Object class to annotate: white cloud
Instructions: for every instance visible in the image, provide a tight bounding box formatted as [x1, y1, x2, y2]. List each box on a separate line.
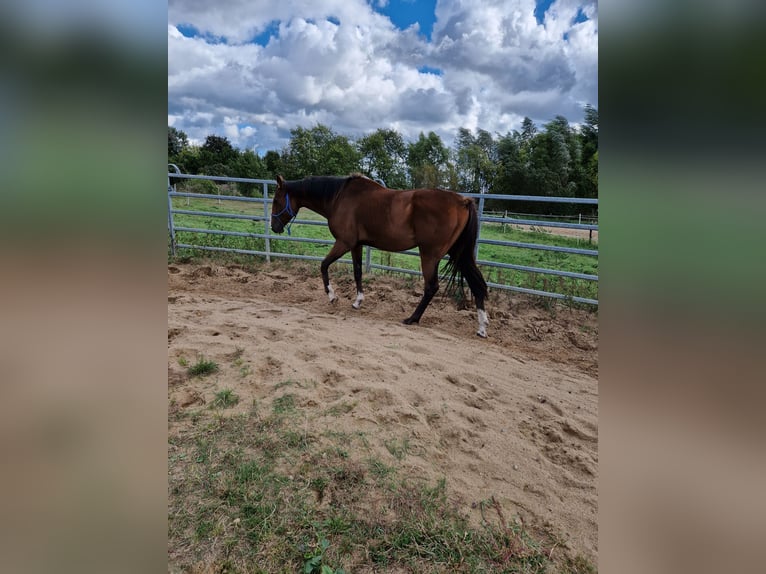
[168, 0, 597, 153]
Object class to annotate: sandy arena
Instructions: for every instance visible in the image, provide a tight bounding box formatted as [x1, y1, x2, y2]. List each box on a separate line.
[168, 261, 598, 563]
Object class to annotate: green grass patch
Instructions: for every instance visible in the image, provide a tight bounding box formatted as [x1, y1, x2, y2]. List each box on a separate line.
[272, 393, 296, 414]
[187, 357, 219, 377]
[384, 437, 411, 461]
[168, 394, 591, 573]
[211, 388, 239, 409]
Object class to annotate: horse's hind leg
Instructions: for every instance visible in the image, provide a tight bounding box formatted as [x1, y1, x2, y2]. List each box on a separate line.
[463, 261, 489, 338]
[321, 241, 349, 303]
[476, 304, 489, 338]
[403, 256, 440, 325]
[351, 245, 364, 309]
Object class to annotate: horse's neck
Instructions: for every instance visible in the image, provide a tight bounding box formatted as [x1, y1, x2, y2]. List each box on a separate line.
[294, 185, 334, 218]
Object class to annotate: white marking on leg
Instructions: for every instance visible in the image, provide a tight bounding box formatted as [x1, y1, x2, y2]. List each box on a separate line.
[352, 291, 364, 309]
[327, 283, 337, 303]
[476, 309, 489, 338]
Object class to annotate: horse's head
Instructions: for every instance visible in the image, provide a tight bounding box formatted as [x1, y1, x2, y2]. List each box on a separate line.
[271, 175, 296, 234]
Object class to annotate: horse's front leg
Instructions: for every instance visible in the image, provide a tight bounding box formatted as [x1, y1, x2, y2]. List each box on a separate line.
[403, 256, 440, 325]
[320, 241, 349, 304]
[351, 245, 364, 309]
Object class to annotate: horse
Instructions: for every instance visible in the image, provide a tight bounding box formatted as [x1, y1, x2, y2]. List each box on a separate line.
[270, 174, 489, 337]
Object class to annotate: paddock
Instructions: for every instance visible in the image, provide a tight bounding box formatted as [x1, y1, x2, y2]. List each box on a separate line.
[167, 261, 598, 571]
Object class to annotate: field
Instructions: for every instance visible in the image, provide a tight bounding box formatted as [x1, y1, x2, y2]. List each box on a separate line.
[168, 258, 598, 573]
[169, 194, 598, 303]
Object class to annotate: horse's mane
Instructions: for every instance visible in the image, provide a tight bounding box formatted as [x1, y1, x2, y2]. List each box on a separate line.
[347, 173, 385, 188]
[294, 175, 348, 201]
[293, 173, 381, 200]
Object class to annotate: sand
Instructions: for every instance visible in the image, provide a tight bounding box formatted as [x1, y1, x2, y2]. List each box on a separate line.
[168, 261, 598, 563]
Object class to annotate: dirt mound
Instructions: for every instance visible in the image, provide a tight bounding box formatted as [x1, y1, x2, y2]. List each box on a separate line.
[168, 260, 598, 564]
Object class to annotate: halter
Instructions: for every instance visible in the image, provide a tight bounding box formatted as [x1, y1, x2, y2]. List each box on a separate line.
[271, 191, 296, 235]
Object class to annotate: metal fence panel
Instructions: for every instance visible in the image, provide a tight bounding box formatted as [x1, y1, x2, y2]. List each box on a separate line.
[167, 170, 598, 305]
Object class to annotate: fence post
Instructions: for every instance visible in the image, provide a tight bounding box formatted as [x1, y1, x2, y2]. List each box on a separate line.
[167, 164, 180, 257]
[263, 182, 271, 263]
[475, 188, 486, 260]
[365, 246, 372, 273]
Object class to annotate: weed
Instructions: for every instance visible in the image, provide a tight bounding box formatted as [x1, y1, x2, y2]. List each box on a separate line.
[212, 388, 239, 409]
[384, 437, 411, 460]
[367, 457, 394, 480]
[188, 357, 219, 377]
[177, 356, 189, 367]
[302, 537, 346, 574]
[235, 460, 270, 484]
[272, 393, 296, 414]
[238, 364, 252, 378]
[194, 437, 214, 464]
[324, 401, 356, 416]
[282, 430, 310, 450]
[274, 379, 300, 390]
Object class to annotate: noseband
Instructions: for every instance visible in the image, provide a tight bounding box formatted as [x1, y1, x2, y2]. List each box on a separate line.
[271, 191, 296, 235]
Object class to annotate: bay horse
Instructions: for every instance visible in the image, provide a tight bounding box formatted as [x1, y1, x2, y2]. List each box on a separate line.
[270, 174, 489, 337]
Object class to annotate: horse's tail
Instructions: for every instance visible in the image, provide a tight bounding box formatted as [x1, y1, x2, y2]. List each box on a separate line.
[444, 199, 488, 307]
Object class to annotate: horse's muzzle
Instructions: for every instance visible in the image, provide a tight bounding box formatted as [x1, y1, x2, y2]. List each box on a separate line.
[271, 219, 284, 234]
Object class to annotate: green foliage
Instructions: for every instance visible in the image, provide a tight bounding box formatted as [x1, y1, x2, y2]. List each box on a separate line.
[272, 393, 296, 414]
[233, 149, 268, 196]
[356, 128, 408, 188]
[282, 124, 361, 178]
[167, 103, 597, 217]
[212, 388, 239, 409]
[168, 126, 189, 159]
[201, 134, 238, 170]
[170, 144, 203, 174]
[303, 538, 346, 574]
[264, 149, 283, 179]
[407, 131, 451, 188]
[188, 357, 219, 377]
[454, 127, 498, 195]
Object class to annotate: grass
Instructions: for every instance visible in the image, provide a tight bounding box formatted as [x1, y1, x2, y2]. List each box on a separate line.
[212, 389, 239, 409]
[169, 195, 598, 302]
[188, 356, 219, 377]
[384, 436, 411, 461]
[169, 381, 595, 573]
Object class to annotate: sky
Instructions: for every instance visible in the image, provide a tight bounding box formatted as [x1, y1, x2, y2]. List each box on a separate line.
[167, 0, 597, 154]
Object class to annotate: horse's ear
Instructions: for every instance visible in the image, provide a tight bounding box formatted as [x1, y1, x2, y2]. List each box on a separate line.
[276, 175, 284, 187]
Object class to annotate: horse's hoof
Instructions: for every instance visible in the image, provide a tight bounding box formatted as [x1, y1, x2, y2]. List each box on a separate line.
[402, 318, 416, 325]
[352, 302, 361, 310]
[476, 330, 487, 338]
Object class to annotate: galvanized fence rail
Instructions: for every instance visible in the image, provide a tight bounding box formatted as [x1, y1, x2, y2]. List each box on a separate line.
[167, 168, 599, 305]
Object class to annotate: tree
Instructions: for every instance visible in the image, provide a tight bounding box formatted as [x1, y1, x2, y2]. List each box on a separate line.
[200, 135, 238, 172]
[172, 145, 203, 174]
[580, 104, 598, 160]
[454, 127, 497, 195]
[264, 150, 284, 179]
[357, 128, 408, 188]
[233, 150, 267, 196]
[282, 124, 360, 178]
[495, 130, 527, 198]
[407, 131, 450, 188]
[520, 117, 537, 143]
[168, 126, 189, 161]
[578, 105, 598, 199]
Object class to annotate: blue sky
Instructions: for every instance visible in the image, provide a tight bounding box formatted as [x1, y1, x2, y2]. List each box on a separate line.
[168, 0, 598, 153]
[372, 0, 438, 40]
